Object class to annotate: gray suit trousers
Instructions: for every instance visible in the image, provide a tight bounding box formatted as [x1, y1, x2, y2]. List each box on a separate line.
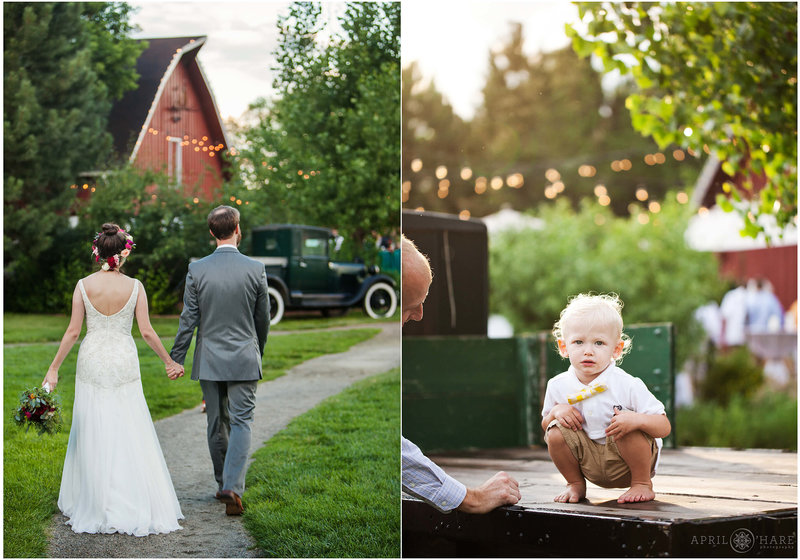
[200, 379, 258, 496]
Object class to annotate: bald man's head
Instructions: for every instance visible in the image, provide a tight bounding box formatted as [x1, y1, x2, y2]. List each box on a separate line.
[402, 235, 432, 324]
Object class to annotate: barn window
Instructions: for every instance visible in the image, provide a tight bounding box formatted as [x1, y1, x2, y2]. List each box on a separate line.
[167, 137, 183, 186]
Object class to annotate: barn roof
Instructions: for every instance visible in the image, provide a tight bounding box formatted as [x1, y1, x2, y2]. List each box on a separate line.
[108, 36, 230, 162]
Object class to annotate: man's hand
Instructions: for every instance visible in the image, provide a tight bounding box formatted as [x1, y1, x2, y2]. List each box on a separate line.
[550, 403, 584, 431]
[457, 471, 521, 514]
[605, 408, 639, 439]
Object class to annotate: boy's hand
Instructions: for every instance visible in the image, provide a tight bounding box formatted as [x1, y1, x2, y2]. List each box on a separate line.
[551, 403, 584, 431]
[605, 408, 639, 439]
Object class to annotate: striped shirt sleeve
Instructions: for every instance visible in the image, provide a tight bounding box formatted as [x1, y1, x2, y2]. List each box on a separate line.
[401, 436, 466, 513]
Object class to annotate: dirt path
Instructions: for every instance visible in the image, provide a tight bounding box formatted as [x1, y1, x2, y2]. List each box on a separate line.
[46, 322, 400, 558]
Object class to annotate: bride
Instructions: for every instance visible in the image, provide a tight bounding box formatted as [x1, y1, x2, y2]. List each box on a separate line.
[42, 223, 184, 536]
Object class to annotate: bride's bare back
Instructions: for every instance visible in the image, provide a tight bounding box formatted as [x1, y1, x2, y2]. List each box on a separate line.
[81, 272, 137, 316]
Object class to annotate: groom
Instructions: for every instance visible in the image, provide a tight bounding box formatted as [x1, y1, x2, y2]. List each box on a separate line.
[169, 205, 270, 515]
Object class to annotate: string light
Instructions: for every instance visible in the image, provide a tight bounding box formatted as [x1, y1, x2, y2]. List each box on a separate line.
[506, 173, 524, 188]
[458, 210, 471, 220]
[435, 165, 448, 179]
[411, 158, 423, 172]
[490, 176, 503, 190]
[545, 168, 561, 182]
[460, 167, 473, 180]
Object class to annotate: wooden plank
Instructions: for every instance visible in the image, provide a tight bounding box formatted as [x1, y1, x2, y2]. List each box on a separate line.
[426, 447, 797, 522]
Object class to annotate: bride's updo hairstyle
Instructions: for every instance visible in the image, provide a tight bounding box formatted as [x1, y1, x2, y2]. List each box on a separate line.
[92, 223, 136, 271]
[96, 224, 126, 259]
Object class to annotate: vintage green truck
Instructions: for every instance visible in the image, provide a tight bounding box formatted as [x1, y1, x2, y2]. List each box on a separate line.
[250, 224, 397, 325]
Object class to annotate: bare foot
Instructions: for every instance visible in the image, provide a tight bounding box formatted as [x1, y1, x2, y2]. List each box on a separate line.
[617, 483, 655, 503]
[554, 481, 586, 503]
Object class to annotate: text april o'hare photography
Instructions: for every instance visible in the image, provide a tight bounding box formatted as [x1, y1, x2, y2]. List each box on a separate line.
[41, 223, 184, 536]
[542, 293, 672, 505]
[168, 205, 270, 516]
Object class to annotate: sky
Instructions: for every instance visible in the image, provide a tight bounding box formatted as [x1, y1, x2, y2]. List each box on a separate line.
[128, 1, 580, 122]
[128, 1, 347, 122]
[402, 1, 580, 120]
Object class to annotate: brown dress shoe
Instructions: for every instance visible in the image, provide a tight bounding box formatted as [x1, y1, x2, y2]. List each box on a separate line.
[215, 491, 224, 500]
[219, 490, 244, 515]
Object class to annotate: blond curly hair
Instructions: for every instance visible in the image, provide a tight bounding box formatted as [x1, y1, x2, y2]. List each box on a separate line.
[552, 293, 632, 363]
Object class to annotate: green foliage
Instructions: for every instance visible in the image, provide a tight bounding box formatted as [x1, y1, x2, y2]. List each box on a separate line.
[698, 346, 765, 405]
[244, 369, 400, 558]
[72, 166, 221, 313]
[489, 196, 723, 365]
[677, 391, 797, 450]
[568, 2, 798, 237]
[233, 2, 400, 252]
[403, 28, 703, 217]
[3, 2, 144, 310]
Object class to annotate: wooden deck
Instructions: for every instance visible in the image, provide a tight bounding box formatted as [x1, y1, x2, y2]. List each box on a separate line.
[402, 447, 797, 557]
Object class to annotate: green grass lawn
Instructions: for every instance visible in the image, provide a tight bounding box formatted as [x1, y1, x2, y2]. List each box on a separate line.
[3, 309, 395, 344]
[244, 369, 400, 558]
[3, 321, 381, 558]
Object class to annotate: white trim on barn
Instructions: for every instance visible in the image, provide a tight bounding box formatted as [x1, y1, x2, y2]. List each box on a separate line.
[129, 37, 207, 164]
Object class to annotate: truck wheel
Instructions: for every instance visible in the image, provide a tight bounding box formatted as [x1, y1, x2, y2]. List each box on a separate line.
[268, 286, 285, 325]
[363, 282, 397, 319]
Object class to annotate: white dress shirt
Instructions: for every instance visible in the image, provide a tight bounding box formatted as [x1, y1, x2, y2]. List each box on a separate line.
[542, 363, 667, 471]
[401, 436, 466, 513]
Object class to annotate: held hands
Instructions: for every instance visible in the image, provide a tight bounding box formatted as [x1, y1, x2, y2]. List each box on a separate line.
[42, 368, 59, 391]
[165, 360, 184, 380]
[551, 403, 584, 431]
[605, 408, 639, 439]
[458, 471, 521, 514]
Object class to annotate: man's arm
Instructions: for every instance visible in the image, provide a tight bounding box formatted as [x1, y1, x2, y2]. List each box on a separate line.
[254, 268, 269, 356]
[402, 437, 466, 513]
[170, 268, 199, 364]
[402, 437, 521, 514]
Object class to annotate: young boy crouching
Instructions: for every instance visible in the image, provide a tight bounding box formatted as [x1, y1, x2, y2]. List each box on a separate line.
[541, 293, 671, 504]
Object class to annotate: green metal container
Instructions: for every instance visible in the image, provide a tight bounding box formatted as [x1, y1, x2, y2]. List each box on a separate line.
[402, 323, 675, 451]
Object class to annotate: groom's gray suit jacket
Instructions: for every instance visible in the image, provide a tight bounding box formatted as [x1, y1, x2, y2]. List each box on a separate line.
[170, 246, 269, 380]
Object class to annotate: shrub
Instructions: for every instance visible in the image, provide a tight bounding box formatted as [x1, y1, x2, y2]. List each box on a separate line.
[698, 346, 764, 405]
[677, 392, 797, 450]
[489, 196, 724, 365]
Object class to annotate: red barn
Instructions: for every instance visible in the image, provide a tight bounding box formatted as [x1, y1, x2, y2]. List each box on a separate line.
[687, 154, 797, 309]
[107, 36, 230, 200]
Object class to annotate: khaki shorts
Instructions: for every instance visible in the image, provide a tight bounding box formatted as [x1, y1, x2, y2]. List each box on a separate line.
[545, 420, 658, 488]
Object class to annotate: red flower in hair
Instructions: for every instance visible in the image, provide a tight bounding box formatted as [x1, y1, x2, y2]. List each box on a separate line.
[107, 257, 116, 268]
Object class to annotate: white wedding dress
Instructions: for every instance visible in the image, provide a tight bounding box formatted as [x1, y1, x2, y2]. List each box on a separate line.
[58, 278, 184, 536]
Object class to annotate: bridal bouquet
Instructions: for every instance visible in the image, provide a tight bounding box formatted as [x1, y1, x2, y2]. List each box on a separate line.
[13, 386, 63, 435]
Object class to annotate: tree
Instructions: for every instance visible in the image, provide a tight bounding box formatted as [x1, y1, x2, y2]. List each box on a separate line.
[567, 2, 797, 237]
[234, 2, 400, 256]
[402, 25, 703, 218]
[401, 62, 476, 213]
[3, 2, 144, 309]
